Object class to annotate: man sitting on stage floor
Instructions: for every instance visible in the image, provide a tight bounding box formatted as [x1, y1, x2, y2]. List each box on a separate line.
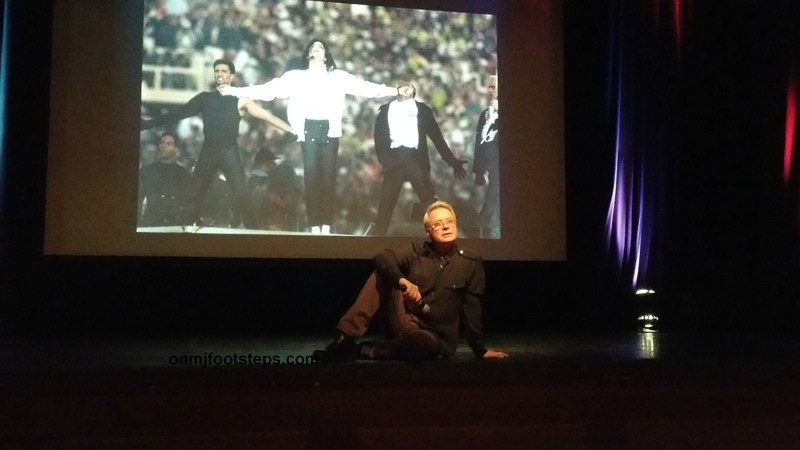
[321, 200, 509, 361]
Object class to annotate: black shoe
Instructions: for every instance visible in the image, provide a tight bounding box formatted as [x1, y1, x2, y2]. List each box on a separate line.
[327, 331, 356, 352]
[318, 332, 357, 362]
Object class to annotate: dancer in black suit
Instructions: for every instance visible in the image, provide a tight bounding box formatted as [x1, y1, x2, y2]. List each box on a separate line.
[138, 132, 191, 227]
[473, 75, 500, 238]
[372, 81, 467, 236]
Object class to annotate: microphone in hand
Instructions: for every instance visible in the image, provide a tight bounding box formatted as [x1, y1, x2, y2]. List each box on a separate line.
[400, 284, 429, 314]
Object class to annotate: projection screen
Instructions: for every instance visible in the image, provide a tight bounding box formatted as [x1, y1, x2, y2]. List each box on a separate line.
[44, 0, 565, 260]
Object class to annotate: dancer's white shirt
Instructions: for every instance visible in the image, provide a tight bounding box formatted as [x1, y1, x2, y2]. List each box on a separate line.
[387, 99, 419, 149]
[220, 69, 395, 141]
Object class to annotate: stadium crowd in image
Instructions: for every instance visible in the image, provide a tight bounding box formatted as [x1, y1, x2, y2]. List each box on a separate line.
[140, 0, 497, 235]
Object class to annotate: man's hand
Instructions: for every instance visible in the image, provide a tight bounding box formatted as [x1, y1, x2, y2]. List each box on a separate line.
[451, 160, 468, 180]
[474, 172, 486, 186]
[398, 278, 422, 303]
[217, 84, 231, 94]
[482, 350, 509, 359]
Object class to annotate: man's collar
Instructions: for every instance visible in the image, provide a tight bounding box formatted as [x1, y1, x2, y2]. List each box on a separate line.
[422, 240, 458, 258]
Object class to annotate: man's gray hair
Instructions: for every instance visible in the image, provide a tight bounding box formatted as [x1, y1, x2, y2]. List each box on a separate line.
[423, 200, 456, 227]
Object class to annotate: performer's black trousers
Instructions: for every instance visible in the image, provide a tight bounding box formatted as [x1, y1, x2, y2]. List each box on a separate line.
[301, 135, 339, 229]
[374, 146, 436, 236]
[185, 145, 257, 228]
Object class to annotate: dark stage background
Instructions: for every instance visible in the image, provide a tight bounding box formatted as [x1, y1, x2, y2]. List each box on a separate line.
[1, 0, 799, 340]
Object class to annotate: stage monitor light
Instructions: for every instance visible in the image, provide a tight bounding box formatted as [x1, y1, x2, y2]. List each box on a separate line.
[637, 314, 659, 332]
[634, 288, 659, 332]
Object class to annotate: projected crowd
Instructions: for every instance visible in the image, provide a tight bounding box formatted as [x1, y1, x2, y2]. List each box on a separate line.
[139, 0, 499, 237]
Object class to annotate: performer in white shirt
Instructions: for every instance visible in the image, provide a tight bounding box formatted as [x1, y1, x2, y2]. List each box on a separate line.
[219, 39, 396, 234]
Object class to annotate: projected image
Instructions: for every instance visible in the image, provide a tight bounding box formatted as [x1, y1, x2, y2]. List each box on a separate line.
[139, 0, 499, 238]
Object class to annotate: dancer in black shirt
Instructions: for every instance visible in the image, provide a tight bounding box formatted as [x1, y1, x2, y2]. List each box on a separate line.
[141, 59, 293, 228]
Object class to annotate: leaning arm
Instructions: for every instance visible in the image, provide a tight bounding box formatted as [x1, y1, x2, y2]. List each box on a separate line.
[461, 259, 507, 359]
[462, 299, 487, 358]
[462, 256, 489, 357]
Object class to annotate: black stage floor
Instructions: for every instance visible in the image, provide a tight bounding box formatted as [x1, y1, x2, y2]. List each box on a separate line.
[2, 333, 800, 449]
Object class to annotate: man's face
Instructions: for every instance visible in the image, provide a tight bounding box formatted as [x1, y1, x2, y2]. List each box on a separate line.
[425, 207, 457, 244]
[214, 64, 234, 86]
[486, 78, 498, 100]
[308, 41, 326, 62]
[396, 81, 415, 101]
[158, 135, 178, 161]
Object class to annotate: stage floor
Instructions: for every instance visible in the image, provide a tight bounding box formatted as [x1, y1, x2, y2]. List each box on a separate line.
[2, 333, 800, 449]
[2, 332, 800, 385]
